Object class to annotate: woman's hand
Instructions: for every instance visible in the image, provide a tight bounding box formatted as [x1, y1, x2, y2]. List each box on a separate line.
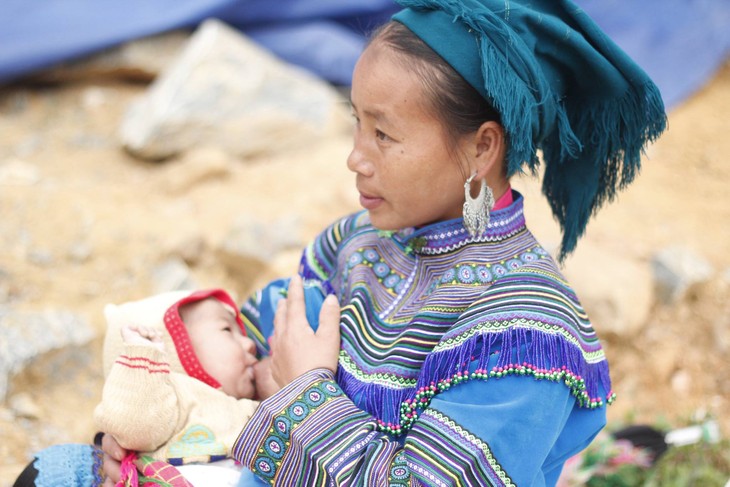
[253, 356, 282, 400]
[269, 275, 341, 386]
[101, 433, 126, 486]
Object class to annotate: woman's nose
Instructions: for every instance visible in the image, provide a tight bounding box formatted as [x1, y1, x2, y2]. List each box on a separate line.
[347, 133, 374, 176]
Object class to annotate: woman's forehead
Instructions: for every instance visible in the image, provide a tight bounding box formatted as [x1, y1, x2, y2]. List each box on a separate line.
[351, 44, 433, 123]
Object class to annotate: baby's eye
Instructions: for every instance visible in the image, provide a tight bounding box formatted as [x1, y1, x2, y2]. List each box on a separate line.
[222, 326, 233, 333]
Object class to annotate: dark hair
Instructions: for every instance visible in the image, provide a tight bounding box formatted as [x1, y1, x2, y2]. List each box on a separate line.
[369, 21, 501, 150]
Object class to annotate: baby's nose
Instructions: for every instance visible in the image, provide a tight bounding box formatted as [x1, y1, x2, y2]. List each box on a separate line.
[240, 335, 256, 355]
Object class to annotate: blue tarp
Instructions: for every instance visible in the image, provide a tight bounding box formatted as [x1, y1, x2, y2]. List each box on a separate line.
[1, 0, 728, 109]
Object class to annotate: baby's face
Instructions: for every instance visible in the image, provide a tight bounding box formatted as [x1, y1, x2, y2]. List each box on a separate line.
[180, 298, 258, 399]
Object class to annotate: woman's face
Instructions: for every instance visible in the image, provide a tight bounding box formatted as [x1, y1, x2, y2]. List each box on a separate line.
[347, 42, 470, 231]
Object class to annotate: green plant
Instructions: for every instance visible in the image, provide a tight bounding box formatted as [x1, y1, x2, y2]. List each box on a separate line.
[558, 431, 730, 487]
[558, 432, 653, 486]
[643, 439, 730, 487]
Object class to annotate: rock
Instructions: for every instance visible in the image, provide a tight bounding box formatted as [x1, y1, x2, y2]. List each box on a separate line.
[562, 242, 654, 339]
[0, 159, 41, 186]
[151, 257, 197, 293]
[163, 147, 233, 194]
[649, 342, 680, 383]
[670, 369, 692, 395]
[8, 392, 42, 419]
[14, 135, 43, 159]
[67, 241, 93, 264]
[216, 215, 303, 288]
[119, 19, 349, 161]
[0, 269, 9, 304]
[0, 307, 95, 401]
[652, 245, 714, 304]
[26, 249, 54, 267]
[722, 267, 730, 285]
[0, 407, 13, 422]
[167, 234, 207, 267]
[81, 87, 110, 110]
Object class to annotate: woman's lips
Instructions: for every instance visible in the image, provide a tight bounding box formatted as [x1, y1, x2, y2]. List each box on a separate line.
[359, 192, 383, 210]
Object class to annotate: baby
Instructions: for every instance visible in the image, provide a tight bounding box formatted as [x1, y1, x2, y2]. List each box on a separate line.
[12, 280, 327, 486]
[94, 289, 260, 483]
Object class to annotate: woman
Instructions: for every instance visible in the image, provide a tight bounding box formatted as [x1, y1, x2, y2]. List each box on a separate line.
[103, 0, 666, 485]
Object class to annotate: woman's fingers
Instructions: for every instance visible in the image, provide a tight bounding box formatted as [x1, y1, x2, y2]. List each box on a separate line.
[317, 294, 341, 372]
[254, 357, 282, 399]
[318, 295, 341, 340]
[285, 274, 307, 326]
[272, 297, 287, 337]
[101, 433, 125, 461]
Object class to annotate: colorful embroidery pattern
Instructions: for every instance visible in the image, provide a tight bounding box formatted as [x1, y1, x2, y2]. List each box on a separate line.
[407, 410, 515, 487]
[235, 194, 612, 485]
[388, 451, 411, 486]
[166, 424, 228, 465]
[251, 380, 343, 482]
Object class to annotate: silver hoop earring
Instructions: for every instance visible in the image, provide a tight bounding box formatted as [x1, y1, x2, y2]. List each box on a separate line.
[463, 173, 494, 237]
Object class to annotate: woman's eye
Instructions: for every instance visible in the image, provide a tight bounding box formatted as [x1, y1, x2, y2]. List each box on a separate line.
[375, 129, 389, 141]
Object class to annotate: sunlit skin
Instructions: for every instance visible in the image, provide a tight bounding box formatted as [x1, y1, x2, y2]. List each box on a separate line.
[180, 298, 258, 400]
[347, 41, 509, 231]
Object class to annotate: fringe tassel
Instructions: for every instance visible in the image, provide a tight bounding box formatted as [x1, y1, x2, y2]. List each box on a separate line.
[479, 36, 542, 176]
[543, 80, 667, 261]
[338, 326, 614, 436]
[117, 453, 139, 487]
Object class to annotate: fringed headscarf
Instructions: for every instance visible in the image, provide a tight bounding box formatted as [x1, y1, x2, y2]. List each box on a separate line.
[392, 0, 667, 259]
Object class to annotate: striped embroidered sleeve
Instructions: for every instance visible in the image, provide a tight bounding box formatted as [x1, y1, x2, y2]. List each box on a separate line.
[232, 369, 417, 486]
[231, 368, 603, 486]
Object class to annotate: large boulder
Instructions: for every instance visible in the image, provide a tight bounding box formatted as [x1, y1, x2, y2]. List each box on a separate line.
[119, 19, 350, 161]
[562, 242, 654, 339]
[0, 307, 95, 401]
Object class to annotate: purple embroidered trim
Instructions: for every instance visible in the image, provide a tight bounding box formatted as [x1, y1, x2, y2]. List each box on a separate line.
[374, 362, 616, 436]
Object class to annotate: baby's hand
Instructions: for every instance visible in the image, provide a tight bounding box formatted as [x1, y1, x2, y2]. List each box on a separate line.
[120, 324, 165, 352]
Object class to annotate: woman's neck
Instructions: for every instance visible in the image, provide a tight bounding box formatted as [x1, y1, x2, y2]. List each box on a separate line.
[492, 184, 513, 210]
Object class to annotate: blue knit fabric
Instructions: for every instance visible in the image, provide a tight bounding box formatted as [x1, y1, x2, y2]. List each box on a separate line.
[34, 444, 103, 487]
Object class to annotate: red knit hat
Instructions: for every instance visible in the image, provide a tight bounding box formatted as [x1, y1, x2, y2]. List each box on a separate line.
[163, 289, 247, 389]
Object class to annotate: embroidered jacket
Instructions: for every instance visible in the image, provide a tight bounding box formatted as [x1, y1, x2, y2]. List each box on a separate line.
[235, 192, 613, 486]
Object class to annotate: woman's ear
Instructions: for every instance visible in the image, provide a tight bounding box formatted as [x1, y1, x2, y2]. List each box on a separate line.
[473, 121, 507, 181]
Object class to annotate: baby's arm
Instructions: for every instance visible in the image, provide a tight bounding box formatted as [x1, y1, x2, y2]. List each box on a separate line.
[94, 342, 180, 453]
[120, 323, 166, 352]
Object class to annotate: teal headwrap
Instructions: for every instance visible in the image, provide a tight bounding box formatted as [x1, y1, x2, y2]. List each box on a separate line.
[392, 0, 667, 259]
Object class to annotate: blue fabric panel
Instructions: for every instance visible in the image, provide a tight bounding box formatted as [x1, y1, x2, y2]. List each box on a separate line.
[1, 0, 728, 108]
[577, 0, 730, 109]
[0, 0, 234, 82]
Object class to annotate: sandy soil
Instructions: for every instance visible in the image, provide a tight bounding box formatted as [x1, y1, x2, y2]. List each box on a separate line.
[0, 60, 728, 485]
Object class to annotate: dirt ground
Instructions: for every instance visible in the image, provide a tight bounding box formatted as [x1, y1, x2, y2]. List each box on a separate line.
[0, 59, 728, 485]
